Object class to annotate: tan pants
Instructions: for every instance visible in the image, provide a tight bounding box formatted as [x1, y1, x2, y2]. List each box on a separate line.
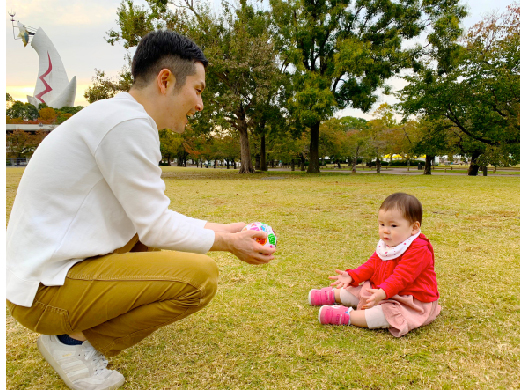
[7, 235, 218, 357]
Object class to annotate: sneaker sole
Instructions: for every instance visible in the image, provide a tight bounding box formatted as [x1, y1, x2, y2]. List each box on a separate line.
[318, 306, 326, 324]
[37, 337, 125, 390]
[308, 290, 316, 305]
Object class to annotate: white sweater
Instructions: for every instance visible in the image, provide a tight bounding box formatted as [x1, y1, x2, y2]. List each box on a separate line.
[6, 93, 216, 307]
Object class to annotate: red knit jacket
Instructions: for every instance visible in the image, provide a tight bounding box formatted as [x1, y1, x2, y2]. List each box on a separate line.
[346, 234, 439, 302]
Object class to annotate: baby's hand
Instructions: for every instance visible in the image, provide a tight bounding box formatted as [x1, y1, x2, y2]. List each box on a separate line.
[328, 269, 353, 289]
[362, 288, 386, 310]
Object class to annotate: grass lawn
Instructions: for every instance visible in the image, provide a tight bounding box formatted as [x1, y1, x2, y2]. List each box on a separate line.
[6, 167, 520, 389]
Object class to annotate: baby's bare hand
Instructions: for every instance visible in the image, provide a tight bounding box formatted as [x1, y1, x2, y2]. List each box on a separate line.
[361, 288, 386, 310]
[328, 269, 352, 289]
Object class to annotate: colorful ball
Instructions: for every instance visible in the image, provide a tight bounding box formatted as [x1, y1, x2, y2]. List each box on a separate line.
[242, 222, 277, 248]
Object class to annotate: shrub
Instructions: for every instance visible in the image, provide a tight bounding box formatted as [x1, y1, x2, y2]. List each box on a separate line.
[366, 160, 389, 167]
[388, 159, 424, 166]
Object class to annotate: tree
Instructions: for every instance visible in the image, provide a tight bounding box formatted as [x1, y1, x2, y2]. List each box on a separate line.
[7, 101, 39, 121]
[6, 130, 47, 159]
[105, 0, 285, 173]
[362, 104, 402, 173]
[270, 0, 467, 173]
[411, 117, 452, 174]
[340, 116, 368, 173]
[269, 126, 309, 171]
[319, 118, 349, 168]
[6, 98, 83, 125]
[6, 93, 14, 109]
[84, 68, 132, 103]
[399, 4, 520, 175]
[211, 131, 241, 168]
[158, 129, 184, 165]
[38, 107, 57, 122]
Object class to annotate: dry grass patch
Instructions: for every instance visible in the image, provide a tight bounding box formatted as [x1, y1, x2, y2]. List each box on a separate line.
[5, 167, 520, 389]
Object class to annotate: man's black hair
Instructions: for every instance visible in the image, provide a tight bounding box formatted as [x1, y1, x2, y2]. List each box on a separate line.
[131, 30, 208, 90]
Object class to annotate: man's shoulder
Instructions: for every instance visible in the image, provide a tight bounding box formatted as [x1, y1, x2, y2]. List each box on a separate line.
[74, 93, 153, 130]
[91, 93, 148, 117]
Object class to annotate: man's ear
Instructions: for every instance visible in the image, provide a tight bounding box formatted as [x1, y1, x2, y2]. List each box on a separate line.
[412, 221, 421, 234]
[156, 69, 176, 94]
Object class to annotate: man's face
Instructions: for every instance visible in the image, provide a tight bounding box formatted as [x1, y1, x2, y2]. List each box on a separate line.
[377, 208, 418, 247]
[166, 62, 206, 133]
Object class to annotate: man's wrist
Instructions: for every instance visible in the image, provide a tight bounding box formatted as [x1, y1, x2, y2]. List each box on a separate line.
[210, 231, 235, 253]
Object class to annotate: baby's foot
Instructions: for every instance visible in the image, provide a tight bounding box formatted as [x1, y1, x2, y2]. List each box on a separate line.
[308, 287, 336, 306]
[318, 305, 353, 325]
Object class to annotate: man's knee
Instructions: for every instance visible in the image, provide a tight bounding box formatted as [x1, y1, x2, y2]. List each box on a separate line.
[195, 255, 218, 305]
[160, 252, 219, 306]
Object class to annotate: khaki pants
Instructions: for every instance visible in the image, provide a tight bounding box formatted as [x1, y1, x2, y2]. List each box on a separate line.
[7, 235, 218, 357]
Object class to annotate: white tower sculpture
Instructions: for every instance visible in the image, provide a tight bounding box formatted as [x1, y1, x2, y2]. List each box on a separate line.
[10, 13, 76, 109]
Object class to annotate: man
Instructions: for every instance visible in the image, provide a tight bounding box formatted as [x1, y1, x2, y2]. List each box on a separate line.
[6, 30, 275, 390]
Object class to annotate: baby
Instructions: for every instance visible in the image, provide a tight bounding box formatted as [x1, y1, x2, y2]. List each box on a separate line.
[309, 193, 441, 336]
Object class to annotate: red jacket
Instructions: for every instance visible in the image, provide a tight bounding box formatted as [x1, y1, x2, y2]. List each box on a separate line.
[346, 234, 439, 302]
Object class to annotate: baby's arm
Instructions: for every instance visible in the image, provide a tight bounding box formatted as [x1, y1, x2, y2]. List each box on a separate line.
[341, 252, 378, 287]
[378, 246, 432, 298]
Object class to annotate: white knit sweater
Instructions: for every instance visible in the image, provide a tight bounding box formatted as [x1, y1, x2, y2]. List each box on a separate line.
[6, 92, 215, 307]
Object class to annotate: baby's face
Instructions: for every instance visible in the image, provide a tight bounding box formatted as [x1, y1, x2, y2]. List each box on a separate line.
[378, 209, 420, 247]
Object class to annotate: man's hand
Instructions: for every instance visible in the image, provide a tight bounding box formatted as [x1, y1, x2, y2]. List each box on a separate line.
[205, 222, 246, 233]
[210, 230, 275, 265]
[328, 269, 353, 289]
[361, 288, 386, 310]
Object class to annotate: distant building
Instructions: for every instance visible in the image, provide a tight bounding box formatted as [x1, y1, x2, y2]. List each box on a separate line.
[6, 123, 56, 134]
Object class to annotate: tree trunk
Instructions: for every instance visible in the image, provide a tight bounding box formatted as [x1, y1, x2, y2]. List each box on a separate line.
[407, 158, 410, 172]
[255, 154, 261, 170]
[233, 159, 237, 169]
[307, 121, 320, 173]
[237, 107, 254, 173]
[291, 158, 295, 171]
[300, 154, 305, 171]
[467, 151, 481, 176]
[424, 155, 433, 175]
[260, 133, 267, 171]
[167, 156, 171, 166]
[376, 157, 381, 174]
[337, 159, 341, 169]
[352, 148, 359, 173]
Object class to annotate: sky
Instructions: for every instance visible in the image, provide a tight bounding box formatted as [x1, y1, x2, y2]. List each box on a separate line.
[3, 0, 516, 115]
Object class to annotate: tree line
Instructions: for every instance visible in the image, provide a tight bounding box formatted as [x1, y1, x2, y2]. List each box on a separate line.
[85, 0, 518, 176]
[7, 2, 519, 175]
[6, 93, 84, 159]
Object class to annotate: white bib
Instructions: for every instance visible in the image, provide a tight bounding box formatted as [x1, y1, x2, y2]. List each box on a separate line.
[376, 231, 421, 261]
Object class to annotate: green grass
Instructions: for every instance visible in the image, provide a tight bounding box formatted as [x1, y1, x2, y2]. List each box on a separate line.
[6, 167, 520, 389]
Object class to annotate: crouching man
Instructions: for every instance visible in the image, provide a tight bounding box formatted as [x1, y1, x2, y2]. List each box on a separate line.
[6, 30, 275, 390]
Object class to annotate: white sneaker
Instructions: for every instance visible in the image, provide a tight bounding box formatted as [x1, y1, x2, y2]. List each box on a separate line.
[37, 335, 125, 390]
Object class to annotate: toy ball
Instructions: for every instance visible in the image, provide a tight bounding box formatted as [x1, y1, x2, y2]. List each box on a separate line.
[242, 222, 277, 248]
